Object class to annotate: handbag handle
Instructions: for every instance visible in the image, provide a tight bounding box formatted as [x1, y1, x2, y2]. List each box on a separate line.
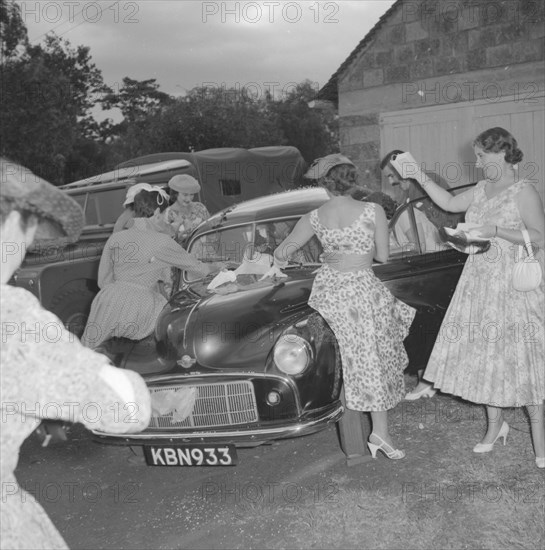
[520, 229, 537, 261]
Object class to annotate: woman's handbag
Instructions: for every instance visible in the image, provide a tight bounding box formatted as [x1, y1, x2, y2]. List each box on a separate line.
[512, 229, 543, 292]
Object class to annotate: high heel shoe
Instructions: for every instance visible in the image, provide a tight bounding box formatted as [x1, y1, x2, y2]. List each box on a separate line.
[473, 421, 509, 453]
[367, 433, 405, 460]
[404, 385, 436, 401]
[536, 457, 545, 469]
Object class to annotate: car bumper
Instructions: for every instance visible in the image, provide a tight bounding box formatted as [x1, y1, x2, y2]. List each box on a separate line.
[92, 401, 343, 447]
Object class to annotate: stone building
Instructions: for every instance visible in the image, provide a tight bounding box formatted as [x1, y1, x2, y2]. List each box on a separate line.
[318, 0, 545, 198]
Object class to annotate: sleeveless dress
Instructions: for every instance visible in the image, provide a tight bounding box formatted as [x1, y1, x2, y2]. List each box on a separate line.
[424, 180, 545, 406]
[308, 204, 416, 412]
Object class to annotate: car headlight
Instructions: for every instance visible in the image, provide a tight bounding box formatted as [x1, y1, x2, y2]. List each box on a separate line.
[273, 334, 311, 375]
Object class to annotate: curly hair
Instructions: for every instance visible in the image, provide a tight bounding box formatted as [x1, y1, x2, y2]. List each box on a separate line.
[319, 164, 359, 196]
[133, 190, 169, 218]
[473, 127, 523, 165]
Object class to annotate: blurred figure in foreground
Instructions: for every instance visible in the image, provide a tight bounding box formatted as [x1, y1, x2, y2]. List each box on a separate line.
[0, 158, 152, 549]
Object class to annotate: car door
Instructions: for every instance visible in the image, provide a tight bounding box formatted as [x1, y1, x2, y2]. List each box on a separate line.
[374, 196, 467, 369]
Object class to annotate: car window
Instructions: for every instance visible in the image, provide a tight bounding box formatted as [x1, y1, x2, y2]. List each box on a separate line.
[69, 187, 126, 227]
[389, 196, 464, 259]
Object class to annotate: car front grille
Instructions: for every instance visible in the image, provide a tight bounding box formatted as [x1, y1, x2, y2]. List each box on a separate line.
[148, 381, 258, 429]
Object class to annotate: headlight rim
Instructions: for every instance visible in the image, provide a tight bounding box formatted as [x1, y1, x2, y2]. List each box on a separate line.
[273, 333, 312, 376]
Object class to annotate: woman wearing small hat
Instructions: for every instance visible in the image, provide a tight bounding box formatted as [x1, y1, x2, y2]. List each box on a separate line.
[270, 153, 415, 460]
[0, 158, 152, 549]
[164, 174, 210, 243]
[81, 189, 224, 349]
[113, 182, 170, 233]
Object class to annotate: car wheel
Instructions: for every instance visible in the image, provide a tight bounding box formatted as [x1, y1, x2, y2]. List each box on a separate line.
[49, 286, 97, 338]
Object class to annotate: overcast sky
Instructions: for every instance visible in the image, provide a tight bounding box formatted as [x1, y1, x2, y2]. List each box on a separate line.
[21, 0, 396, 114]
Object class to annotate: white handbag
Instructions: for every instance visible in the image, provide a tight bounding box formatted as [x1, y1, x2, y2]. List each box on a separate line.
[512, 229, 542, 292]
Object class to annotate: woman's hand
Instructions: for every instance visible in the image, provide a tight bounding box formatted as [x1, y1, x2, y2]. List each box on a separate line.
[391, 152, 421, 180]
[259, 265, 288, 281]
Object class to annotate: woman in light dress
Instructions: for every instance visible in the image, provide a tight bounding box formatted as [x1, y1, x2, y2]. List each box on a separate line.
[399, 128, 544, 469]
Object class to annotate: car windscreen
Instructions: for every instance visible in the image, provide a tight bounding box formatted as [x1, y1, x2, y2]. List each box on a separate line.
[185, 218, 323, 283]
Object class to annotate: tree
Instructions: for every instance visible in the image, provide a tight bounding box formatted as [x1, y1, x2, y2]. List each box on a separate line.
[0, 0, 27, 59]
[269, 80, 338, 163]
[101, 77, 171, 121]
[0, 27, 109, 183]
[108, 85, 286, 160]
[107, 81, 339, 167]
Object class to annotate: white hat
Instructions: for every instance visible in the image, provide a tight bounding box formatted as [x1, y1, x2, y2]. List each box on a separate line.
[123, 183, 153, 206]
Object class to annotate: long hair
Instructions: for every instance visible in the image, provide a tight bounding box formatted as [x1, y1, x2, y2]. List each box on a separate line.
[473, 127, 523, 165]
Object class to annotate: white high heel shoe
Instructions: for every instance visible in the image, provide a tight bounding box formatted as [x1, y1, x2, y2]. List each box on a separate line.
[473, 422, 509, 453]
[367, 433, 405, 460]
[404, 385, 436, 401]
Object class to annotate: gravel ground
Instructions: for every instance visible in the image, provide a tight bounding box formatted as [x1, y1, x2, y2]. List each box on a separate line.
[13, 381, 545, 550]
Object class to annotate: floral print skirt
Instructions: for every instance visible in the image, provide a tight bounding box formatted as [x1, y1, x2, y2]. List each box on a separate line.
[309, 266, 415, 411]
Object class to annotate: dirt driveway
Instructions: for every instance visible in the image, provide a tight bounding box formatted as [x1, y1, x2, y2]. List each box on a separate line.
[13, 393, 545, 550]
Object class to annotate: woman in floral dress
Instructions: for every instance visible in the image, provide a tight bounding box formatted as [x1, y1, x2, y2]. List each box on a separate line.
[164, 174, 210, 243]
[400, 128, 544, 469]
[271, 155, 415, 459]
[1, 159, 152, 549]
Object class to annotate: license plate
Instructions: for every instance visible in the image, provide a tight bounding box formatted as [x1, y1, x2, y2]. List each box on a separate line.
[143, 444, 238, 466]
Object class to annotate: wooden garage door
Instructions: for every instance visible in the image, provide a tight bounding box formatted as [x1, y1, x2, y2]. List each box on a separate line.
[380, 92, 545, 200]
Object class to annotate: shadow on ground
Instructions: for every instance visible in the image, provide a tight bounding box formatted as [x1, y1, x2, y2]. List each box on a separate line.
[14, 381, 545, 550]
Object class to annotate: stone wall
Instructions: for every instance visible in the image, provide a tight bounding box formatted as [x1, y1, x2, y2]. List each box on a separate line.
[337, 0, 545, 188]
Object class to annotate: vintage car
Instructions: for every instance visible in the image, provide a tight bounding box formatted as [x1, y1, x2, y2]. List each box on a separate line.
[11, 147, 305, 337]
[93, 186, 468, 466]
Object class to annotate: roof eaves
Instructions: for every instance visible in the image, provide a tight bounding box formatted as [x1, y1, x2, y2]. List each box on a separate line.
[316, 0, 403, 104]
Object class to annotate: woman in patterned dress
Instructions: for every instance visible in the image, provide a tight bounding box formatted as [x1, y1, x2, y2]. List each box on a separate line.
[81, 190, 224, 349]
[1, 159, 151, 549]
[113, 182, 170, 233]
[164, 174, 210, 243]
[400, 128, 544, 469]
[271, 155, 416, 459]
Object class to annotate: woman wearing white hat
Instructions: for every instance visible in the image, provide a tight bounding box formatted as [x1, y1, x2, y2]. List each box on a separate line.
[81, 189, 225, 349]
[164, 174, 210, 243]
[113, 182, 170, 233]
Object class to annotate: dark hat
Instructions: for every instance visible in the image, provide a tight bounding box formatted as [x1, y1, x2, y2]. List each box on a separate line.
[0, 158, 84, 243]
[168, 174, 201, 194]
[304, 154, 355, 180]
